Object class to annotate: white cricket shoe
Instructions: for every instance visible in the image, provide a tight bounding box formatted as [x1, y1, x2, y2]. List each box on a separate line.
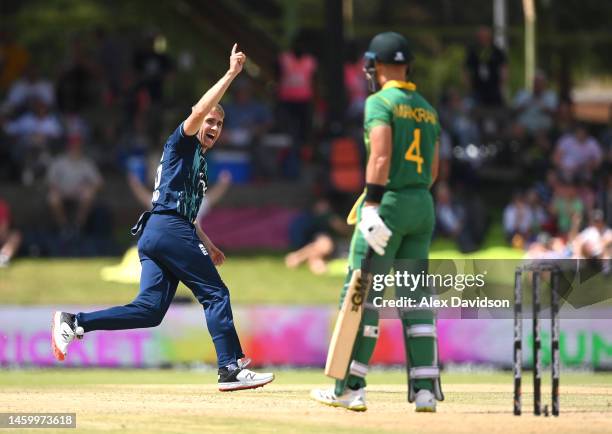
[310, 387, 367, 412]
[218, 358, 274, 391]
[51, 311, 83, 361]
[414, 389, 437, 412]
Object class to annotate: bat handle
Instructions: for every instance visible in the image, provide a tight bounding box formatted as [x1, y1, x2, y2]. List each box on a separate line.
[362, 215, 384, 270]
[362, 215, 383, 271]
[362, 248, 375, 273]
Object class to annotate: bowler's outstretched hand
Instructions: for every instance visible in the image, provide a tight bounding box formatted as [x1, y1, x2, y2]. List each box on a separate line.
[229, 43, 246, 77]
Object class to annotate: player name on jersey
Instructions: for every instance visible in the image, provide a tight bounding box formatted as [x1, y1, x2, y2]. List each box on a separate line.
[393, 104, 437, 125]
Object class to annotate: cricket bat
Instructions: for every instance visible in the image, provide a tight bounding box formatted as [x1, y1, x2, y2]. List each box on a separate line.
[325, 249, 374, 379]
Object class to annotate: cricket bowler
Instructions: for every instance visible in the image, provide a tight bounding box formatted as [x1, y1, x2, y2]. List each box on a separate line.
[311, 32, 443, 411]
[51, 44, 275, 392]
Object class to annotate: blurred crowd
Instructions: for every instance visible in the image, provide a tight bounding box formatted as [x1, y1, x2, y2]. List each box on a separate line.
[433, 26, 612, 261]
[0, 26, 611, 266]
[0, 29, 369, 262]
[0, 30, 368, 187]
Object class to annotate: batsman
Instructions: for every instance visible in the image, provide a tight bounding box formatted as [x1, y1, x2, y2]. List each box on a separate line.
[311, 32, 443, 412]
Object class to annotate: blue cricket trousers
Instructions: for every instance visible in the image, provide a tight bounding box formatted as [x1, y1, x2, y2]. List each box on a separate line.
[76, 212, 244, 367]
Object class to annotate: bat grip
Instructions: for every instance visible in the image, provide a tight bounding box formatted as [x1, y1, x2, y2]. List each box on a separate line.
[362, 216, 383, 272]
[362, 248, 375, 274]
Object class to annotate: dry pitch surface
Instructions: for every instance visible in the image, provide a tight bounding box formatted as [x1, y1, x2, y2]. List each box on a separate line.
[0, 369, 611, 434]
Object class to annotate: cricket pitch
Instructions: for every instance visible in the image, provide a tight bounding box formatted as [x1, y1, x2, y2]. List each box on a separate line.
[0, 369, 611, 433]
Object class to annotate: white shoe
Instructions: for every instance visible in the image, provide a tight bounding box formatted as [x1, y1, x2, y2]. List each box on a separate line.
[310, 387, 367, 412]
[51, 311, 83, 361]
[218, 359, 274, 391]
[414, 389, 437, 412]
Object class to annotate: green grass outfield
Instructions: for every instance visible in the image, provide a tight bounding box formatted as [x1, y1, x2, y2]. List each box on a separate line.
[1, 367, 610, 387]
[1, 369, 611, 434]
[0, 256, 342, 305]
[0, 236, 523, 305]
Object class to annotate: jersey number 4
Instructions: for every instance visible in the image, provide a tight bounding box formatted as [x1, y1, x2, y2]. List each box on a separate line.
[404, 128, 423, 174]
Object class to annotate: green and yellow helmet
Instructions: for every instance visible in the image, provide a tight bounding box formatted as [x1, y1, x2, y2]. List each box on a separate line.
[364, 32, 414, 92]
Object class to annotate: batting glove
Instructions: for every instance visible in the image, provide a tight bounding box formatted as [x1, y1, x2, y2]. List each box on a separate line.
[358, 205, 391, 256]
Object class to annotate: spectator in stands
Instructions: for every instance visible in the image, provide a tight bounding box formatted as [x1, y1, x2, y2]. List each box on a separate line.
[116, 114, 152, 172]
[220, 78, 273, 175]
[464, 26, 507, 107]
[63, 112, 90, 143]
[4, 98, 63, 184]
[525, 232, 569, 259]
[132, 32, 173, 104]
[285, 197, 350, 275]
[503, 192, 529, 245]
[0, 198, 22, 267]
[437, 129, 452, 183]
[534, 168, 560, 206]
[118, 69, 151, 130]
[56, 39, 97, 113]
[3, 65, 54, 114]
[525, 188, 548, 233]
[552, 100, 575, 138]
[276, 34, 317, 147]
[4, 99, 62, 142]
[503, 190, 547, 247]
[599, 103, 612, 171]
[47, 135, 103, 234]
[553, 124, 603, 181]
[223, 78, 273, 140]
[512, 70, 558, 135]
[93, 27, 124, 100]
[344, 40, 367, 121]
[434, 183, 478, 252]
[323, 124, 365, 212]
[522, 130, 553, 174]
[572, 209, 611, 261]
[550, 178, 584, 237]
[577, 178, 597, 216]
[438, 87, 480, 148]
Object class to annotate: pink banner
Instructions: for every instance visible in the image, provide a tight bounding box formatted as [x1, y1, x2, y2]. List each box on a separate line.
[0, 306, 610, 368]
